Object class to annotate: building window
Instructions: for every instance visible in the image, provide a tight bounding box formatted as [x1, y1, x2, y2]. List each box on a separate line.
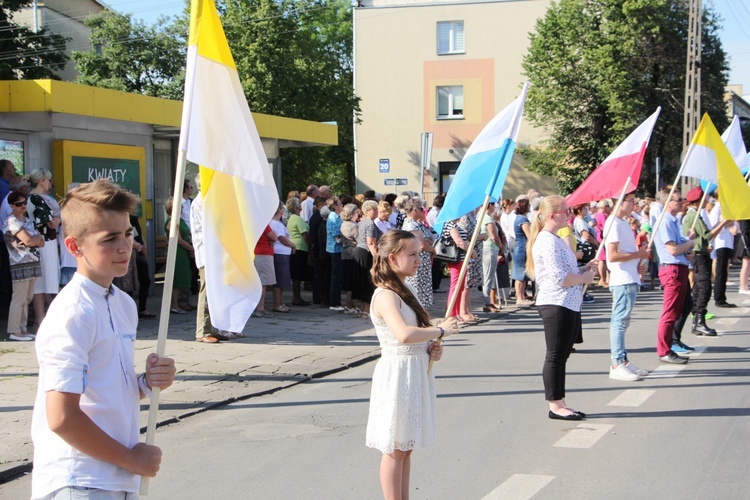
[437, 86, 464, 119]
[437, 21, 464, 55]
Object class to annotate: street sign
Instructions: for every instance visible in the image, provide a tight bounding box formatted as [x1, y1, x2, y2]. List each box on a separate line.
[384, 178, 396, 186]
[396, 178, 408, 186]
[379, 158, 390, 173]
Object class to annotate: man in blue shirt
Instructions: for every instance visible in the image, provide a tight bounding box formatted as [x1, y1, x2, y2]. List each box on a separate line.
[326, 196, 345, 311]
[653, 193, 696, 364]
[0, 160, 15, 202]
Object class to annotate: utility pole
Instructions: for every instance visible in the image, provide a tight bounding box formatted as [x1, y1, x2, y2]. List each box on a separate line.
[682, 0, 701, 191]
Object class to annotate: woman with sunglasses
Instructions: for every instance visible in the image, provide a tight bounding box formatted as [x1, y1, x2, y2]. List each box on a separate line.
[3, 192, 45, 341]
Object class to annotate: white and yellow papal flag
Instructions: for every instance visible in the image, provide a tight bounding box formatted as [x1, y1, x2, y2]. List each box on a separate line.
[178, 0, 279, 332]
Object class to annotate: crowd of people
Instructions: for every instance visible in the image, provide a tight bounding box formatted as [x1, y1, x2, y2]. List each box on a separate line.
[1, 161, 157, 342]
[12, 171, 748, 499]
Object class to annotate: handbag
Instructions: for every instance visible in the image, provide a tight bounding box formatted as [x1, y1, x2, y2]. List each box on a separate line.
[434, 230, 460, 263]
[578, 241, 597, 264]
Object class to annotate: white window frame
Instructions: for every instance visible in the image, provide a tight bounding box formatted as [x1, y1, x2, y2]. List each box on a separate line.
[437, 85, 464, 120]
[437, 21, 465, 55]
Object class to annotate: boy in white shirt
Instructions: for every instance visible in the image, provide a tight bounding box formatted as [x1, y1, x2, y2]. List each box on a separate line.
[31, 179, 176, 499]
[604, 194, 650, 381]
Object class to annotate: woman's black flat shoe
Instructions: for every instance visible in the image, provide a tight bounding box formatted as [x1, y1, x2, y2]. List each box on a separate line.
[549, 410, 584, 421]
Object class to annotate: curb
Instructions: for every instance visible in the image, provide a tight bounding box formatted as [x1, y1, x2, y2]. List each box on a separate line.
[0, 353, 380, 486]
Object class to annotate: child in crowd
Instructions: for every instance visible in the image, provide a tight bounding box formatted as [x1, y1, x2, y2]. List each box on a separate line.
[365, 230, 459, 499]
[31, 179, 176, 499]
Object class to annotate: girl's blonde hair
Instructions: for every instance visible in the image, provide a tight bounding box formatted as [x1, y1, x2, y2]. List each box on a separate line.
[371, 230, 430, 327]
[525, 195, 565, 280]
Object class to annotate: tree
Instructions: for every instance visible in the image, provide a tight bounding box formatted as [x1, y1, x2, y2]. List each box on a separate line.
[521, 0, 729, 195]
[220, 0, 360, 194]
[0, 0, 68, 79]
[73, 10, 186, 100]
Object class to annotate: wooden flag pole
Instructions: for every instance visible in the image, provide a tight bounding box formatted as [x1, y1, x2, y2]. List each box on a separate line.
[139, 151, 188, 495]
[429, 194, 493, 372]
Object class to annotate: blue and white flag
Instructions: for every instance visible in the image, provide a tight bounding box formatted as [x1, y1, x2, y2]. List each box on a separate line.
[434, 83, 529, 234]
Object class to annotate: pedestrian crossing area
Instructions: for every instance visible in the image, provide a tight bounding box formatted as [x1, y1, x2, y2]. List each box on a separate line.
[483, 299, 750, 500]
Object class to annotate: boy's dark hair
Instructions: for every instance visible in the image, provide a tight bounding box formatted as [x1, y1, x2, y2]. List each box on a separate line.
[61, 179, 140, 240]
[432, 195, 444, 209]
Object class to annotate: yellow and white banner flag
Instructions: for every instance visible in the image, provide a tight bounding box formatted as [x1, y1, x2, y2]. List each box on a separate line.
[179, 0, 279, 332]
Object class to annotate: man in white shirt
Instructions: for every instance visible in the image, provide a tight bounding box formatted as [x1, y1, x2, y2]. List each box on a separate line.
[300, 184, 318, 222]
[605, 193, 650, 381]
[190, 175, 225, 343]
[426, 195, 443, 228]
[708, 193, 738, 307]
[180, 180, 193, 229]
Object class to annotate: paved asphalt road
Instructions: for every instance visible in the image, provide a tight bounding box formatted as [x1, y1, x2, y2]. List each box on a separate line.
[3, 285, 749, 499]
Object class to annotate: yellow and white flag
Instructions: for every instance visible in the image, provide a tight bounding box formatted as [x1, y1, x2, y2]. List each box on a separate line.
[179, 0, 279, 332]
[685, 114, 750, 220]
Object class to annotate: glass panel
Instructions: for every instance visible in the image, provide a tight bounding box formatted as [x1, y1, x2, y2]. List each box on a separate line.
[437, 87, 449, 116]
[453, 87, 464, 115]
[437, 22, 450, 54]
[453, 21, 464, 52]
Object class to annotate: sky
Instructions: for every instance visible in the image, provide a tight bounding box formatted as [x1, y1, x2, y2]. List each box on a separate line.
[104, 0, 750, 97]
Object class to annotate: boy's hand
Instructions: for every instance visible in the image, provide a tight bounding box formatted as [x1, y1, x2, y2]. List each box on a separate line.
[145, 353, 176, 390]
[127, 443, 162, 477]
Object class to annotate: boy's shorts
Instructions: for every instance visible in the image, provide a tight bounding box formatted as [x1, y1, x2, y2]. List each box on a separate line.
[38, 486, 138, 500]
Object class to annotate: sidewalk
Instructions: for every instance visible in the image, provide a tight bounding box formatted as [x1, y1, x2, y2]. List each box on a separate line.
[0, 284, 508, 482]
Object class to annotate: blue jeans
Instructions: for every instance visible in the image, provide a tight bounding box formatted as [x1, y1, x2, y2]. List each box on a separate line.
[610, 283, 639, 365]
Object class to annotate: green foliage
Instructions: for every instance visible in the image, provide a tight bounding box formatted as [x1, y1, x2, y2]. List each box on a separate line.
[219, 0, 360, 195]
[74, 0, 359, 195]
[73, 10, 185, 100]
[0, 0, 68, 79]
[521, 0, 729, 196]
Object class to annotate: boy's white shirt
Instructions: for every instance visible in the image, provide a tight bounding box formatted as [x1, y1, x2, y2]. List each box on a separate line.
[31, 272, 141, 498]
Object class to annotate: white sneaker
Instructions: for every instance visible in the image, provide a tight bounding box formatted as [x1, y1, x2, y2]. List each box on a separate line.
[739, 289, 750, 295]
[329, 306, 346, 312]
[609, 363, 641, 381]
[625, 362, 649, 377]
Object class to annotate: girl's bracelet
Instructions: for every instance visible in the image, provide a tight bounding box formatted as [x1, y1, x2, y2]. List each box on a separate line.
[438, 326, 445, 340]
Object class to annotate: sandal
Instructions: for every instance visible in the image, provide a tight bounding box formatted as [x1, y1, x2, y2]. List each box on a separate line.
[196, 335, 220, 343]
[272, 305, 290, 313]
[482, 305, 500, 313]
[139, 311, 157, 319]
[459, 315, 479, 325]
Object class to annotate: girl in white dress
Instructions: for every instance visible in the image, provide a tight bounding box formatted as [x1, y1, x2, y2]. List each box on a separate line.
[366, 230, 459, 500]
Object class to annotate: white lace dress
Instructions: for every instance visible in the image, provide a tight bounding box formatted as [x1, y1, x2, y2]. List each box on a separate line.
[366, 287, 436, 454]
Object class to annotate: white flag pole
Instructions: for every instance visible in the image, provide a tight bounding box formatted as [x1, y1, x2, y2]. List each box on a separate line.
[582, 177, 631, 296]
[139, 150, 187, 495]
[139, 40, 198, 499]
[430, 195, 492, 373]
[689, 183, 711, 233]
[647, 160, 690, 252]
[429, 83, 528, 372]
